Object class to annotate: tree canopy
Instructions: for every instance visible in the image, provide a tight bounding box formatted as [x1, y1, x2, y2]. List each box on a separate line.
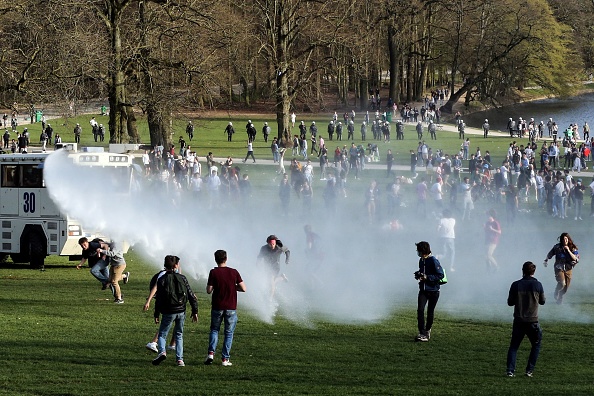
[0, 0, 587, 146]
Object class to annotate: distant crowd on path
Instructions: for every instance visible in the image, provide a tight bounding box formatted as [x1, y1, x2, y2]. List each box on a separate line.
[135, 107, 594, 228]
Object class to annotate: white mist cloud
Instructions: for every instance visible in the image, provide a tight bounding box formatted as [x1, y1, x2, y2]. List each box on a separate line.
[43, 151, 592, 325]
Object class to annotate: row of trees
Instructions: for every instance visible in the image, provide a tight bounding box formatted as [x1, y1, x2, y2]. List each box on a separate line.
[0, 0, 587, 147]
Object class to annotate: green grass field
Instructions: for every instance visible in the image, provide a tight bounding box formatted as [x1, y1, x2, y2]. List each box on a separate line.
[2, 113, 593, 395]
[27, 112, 519, 168]
[1, 252, 593, 396]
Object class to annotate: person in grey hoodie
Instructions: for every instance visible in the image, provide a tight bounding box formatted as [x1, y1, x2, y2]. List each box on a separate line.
[99, 242, 129, 304]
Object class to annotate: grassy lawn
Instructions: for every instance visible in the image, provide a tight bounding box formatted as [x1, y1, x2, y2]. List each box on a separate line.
[0, 253, 593, 396]
[2, 113, 593, 395]
[30, 112, 517, 167]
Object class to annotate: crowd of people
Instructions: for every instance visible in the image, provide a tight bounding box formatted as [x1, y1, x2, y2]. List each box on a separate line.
[57, 108, 586, 376]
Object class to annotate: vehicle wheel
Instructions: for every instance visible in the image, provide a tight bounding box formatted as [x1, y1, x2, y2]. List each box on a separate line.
[29, 233, 46, 269]
[10, 253, 28, 263]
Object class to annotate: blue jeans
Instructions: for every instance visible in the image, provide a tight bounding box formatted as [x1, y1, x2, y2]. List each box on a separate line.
[90, 259, 109, 285]
[442, 238, 455, 270]
[208, 310, 238, 360]
[158, 312, 185, 361]
[506, 321, 542, 374]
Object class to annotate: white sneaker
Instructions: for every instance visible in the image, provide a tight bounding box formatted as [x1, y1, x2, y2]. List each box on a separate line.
[146, 342, 158, 353]
[222, 359, 233, 366]
[167, 345, 176, 351]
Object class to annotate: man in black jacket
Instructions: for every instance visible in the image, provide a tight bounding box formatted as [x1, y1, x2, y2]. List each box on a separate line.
[152, 255, 198, 367]
[506, 261, 545, 378]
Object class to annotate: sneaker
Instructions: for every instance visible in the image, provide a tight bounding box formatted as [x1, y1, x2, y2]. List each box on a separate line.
[575, 217, 578, 220]
[123, 272, 130, 284]
[424, 329, 431, 340]
[167, 345, 176, 351]
[506, 372, 515, 377]
[177, 360, 185, 367]
[281, 273, 289, 282]
[204, 353, 214, 365]
[525, 371, 533, 377]
[221, 359, 233, 366]
[152, 352, 166, 366]
[415, 333, 428, 342]
[146, 342, 158, 353]
[114, 299, 124, 304]
[101, 283, 108, 290]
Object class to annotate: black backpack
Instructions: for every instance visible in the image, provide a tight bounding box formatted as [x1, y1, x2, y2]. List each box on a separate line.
[162, 272, 187, 307]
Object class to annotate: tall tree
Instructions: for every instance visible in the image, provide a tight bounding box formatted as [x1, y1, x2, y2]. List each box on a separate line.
[439, 0, 579, 113]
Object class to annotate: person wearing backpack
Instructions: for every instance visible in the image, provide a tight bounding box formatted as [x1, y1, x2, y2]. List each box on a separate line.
[204, 250, 246, 367]
[152, 255, 198, 367]
[414, 241, 445, 342]
[143, 264, 178, 354]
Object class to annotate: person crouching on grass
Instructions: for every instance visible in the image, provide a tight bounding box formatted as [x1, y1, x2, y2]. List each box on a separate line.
[414, 241, 445, 342]
[152, 255, 198, 367]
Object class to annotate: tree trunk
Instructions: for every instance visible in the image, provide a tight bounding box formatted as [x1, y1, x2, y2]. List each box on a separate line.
[387, 25, 400, 103]
[106, 1, 138, 144]
[441, 84, 469, 114]
[359, 78, 368, 110]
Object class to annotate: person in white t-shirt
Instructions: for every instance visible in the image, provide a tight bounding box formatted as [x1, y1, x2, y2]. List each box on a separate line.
[589, 178, 594, 216]
[437, 209, 456, 271]
[303, 160, 313, 185]
[142, 150, 151, 176]
[431, 177, 443, 208]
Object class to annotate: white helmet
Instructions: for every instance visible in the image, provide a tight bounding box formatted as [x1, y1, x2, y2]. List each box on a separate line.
[429, 120, 433, 123]
[229, 122, 232, 126]
[330, 120, 334, 124]
[418, 121, 422, 124]
[248, 120, 251, 123]
[264, 122, 268, 126]
[362, 121, 366, 125]
[485, 119, 488, 123]
[312, 121, 315, 125]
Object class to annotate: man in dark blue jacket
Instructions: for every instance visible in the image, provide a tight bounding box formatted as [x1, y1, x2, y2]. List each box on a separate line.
[506, 261, 545, 377]
[414, 241, 445, 342]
